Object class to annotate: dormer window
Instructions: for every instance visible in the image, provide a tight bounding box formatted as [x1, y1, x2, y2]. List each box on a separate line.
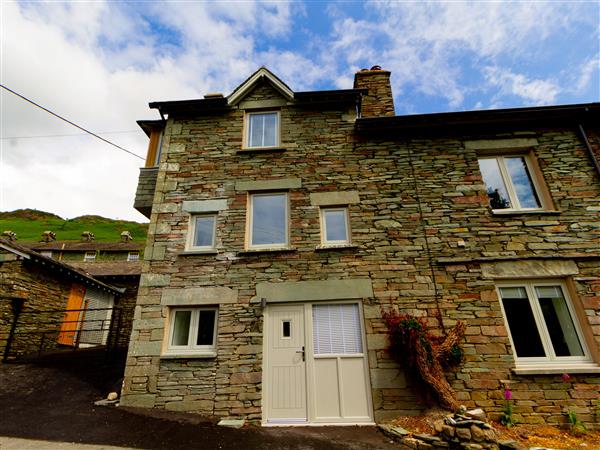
[245, 112, 279, 148]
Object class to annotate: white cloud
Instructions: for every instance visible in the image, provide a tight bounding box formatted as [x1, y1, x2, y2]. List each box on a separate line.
[483, 66, 559, 105]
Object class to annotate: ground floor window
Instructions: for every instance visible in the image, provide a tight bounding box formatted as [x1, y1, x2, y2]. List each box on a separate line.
[165, 307, 218, 356]
[497, 280, 591, 367]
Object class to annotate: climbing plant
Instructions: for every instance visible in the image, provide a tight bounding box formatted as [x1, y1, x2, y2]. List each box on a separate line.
[382, 309, 466, 411]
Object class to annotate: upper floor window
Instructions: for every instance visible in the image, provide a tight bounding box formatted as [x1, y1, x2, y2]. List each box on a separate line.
[246, 112, 279, 148]
[248, 192, 288, 248]
[497, 280, 591, 368]
[478, 155, 545, 211]
[40, 251, 53, 258]
[320, 207, 350, 246]
[83, 251, 96, 262]
[187, 215, 217, 251]
[127, 251, 140, 261]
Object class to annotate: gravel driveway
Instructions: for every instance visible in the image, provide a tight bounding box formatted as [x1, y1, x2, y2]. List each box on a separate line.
[0, 351, 395, 449]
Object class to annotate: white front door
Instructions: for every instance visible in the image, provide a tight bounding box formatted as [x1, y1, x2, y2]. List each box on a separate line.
[264, 302, 373, 425]
[265, 304, 307, 423]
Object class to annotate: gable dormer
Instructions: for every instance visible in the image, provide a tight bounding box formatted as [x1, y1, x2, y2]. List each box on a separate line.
[227, 67, 294, 107]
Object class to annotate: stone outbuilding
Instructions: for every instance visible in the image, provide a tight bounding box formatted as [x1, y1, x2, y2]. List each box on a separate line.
[0, 239, 123, 359]
[121, 67, 600, 427]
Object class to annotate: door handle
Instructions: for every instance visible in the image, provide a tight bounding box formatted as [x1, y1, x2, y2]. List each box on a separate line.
[296, 346, 305, 361]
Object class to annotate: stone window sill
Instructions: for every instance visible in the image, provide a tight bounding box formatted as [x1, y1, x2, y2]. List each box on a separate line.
[315, 244, 358, 252]
[512, 364, 600, 375]
[238, 247, 296, 255]
[492, 210, 561, 216]
[161, 352, 217, 359]
[179, 249, 219, 256]
[237, 146, 287, 154]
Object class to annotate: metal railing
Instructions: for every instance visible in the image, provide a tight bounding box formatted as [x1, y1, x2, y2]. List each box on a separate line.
[2, 305, 124, 362]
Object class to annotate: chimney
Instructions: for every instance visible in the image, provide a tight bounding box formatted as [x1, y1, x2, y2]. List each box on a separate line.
[353, 65, 395, 118]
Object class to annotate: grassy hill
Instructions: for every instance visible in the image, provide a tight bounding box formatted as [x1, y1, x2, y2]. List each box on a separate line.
[0, 209, 148, 242]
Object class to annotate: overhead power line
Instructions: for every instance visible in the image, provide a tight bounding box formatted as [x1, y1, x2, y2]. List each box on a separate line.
[1, 130, 140, 140]
[0, 84, 144, 160]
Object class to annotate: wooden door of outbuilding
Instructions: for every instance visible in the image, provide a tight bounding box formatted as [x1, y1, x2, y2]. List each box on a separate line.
[57, 284, 86, 346]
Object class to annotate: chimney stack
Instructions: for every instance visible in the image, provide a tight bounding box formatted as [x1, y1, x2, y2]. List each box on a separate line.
[353, 65, 395, 118]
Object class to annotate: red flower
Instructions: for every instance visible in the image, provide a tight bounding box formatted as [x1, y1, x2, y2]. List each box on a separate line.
[562, 373, 571, 382]
[504, 386, 512, 400]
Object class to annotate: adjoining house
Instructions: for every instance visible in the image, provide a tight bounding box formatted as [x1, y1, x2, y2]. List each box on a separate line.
[0, 239, 123, 360]
[121, 66, 600, 426]
[23, 240, 144, 346]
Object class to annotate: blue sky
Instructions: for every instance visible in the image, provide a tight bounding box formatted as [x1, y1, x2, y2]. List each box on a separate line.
[1, 1, 599, 221]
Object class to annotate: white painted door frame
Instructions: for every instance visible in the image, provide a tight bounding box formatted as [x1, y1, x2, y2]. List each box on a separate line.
[263, 300, 373, 425]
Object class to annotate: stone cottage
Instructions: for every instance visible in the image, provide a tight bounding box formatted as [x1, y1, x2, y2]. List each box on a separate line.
[0, 239, 121, 359]
[121, 67, 600, 427]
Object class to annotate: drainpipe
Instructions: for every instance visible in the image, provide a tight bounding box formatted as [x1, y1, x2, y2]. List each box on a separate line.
[578, 124, 600, 179]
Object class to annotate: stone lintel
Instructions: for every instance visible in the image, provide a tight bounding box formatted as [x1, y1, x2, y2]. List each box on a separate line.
[309, 191, 360, 206]
[252, 278, 373, 303]
[238, 98, 288, 109]
[464, 137, 538, 150]
[481, 260, 579, 279]
[182, 199, 228, 213]
[161, 287, 238, 306]
[235, 178, 301, 191]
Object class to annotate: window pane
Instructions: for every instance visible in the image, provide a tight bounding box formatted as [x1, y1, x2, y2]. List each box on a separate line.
[248, 113, 277, 147]
[263, 113, 277, 147]
[536, 286, 584, 357]
[196, 310, 216, 346]
[499, 287, 545, 357]
[282, 320, 291, 338]
[252, 194, 286, 246]
[172, 310, 191, 346]
[479, 158, 512, 209]
[505, 157, 541, 209]
[313, 304, 362, 354]
[193, 216, 215, 247]
[324, 209, 348, 242]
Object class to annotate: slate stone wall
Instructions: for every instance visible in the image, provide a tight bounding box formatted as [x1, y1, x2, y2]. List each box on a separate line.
[0, 257, 73, 357]
[121, 80, 600, 426]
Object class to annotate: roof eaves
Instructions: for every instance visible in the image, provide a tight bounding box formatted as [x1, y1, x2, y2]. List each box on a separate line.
[227, 67, 294, 106]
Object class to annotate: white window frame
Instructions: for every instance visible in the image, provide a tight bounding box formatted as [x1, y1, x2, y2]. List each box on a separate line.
[164, 307, 218, 357]
[247, 192, 289, 249]
[127, 251, 140, 261]
[83, 251, 96, 262]
[496, 280, 592, 369]
[478, 154, 546, 212]
[40, 251, 53, 258]
[186, 214, 217, 251]
[320, 207, 351, 246]
[244, 111, 280, 149]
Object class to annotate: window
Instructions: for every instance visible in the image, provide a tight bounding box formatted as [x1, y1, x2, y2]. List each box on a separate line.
[127, 251, 140, 261]
[312, 304, 363, 355]
[497, 281, 591, 368]
[246, 111, 279, 148]
[320, 207, 350, 245]
[478, 155, 544, 211]
[165, 307, 218, 356]
[187, 215, 217, 251]
[40, 251, 52, 258]
[248, 193, 288, 248]
[83, 251, 96, 262]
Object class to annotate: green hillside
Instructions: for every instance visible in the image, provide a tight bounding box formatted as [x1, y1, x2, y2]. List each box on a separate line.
[0, 209, 148, 242]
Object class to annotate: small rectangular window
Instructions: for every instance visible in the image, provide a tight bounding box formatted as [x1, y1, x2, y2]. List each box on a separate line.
[282, 320, 291, 338]
[166, 307, 218, 356]
[248, 193, 288, 248]
[478, 155, 544, 211]
[498, 281, 590, 368]
[246, 112, 279, 148]
[187, 215, 216, 250]
[127, 251, 140, 261]
[321, 207, 350, 245]
[40, 251, 53, 258]
[83, 251, 96, 262]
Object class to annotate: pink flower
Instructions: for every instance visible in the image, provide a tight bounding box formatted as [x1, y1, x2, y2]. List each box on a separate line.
[504, 386, 512, 401]
[562, 373, 571, 382]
